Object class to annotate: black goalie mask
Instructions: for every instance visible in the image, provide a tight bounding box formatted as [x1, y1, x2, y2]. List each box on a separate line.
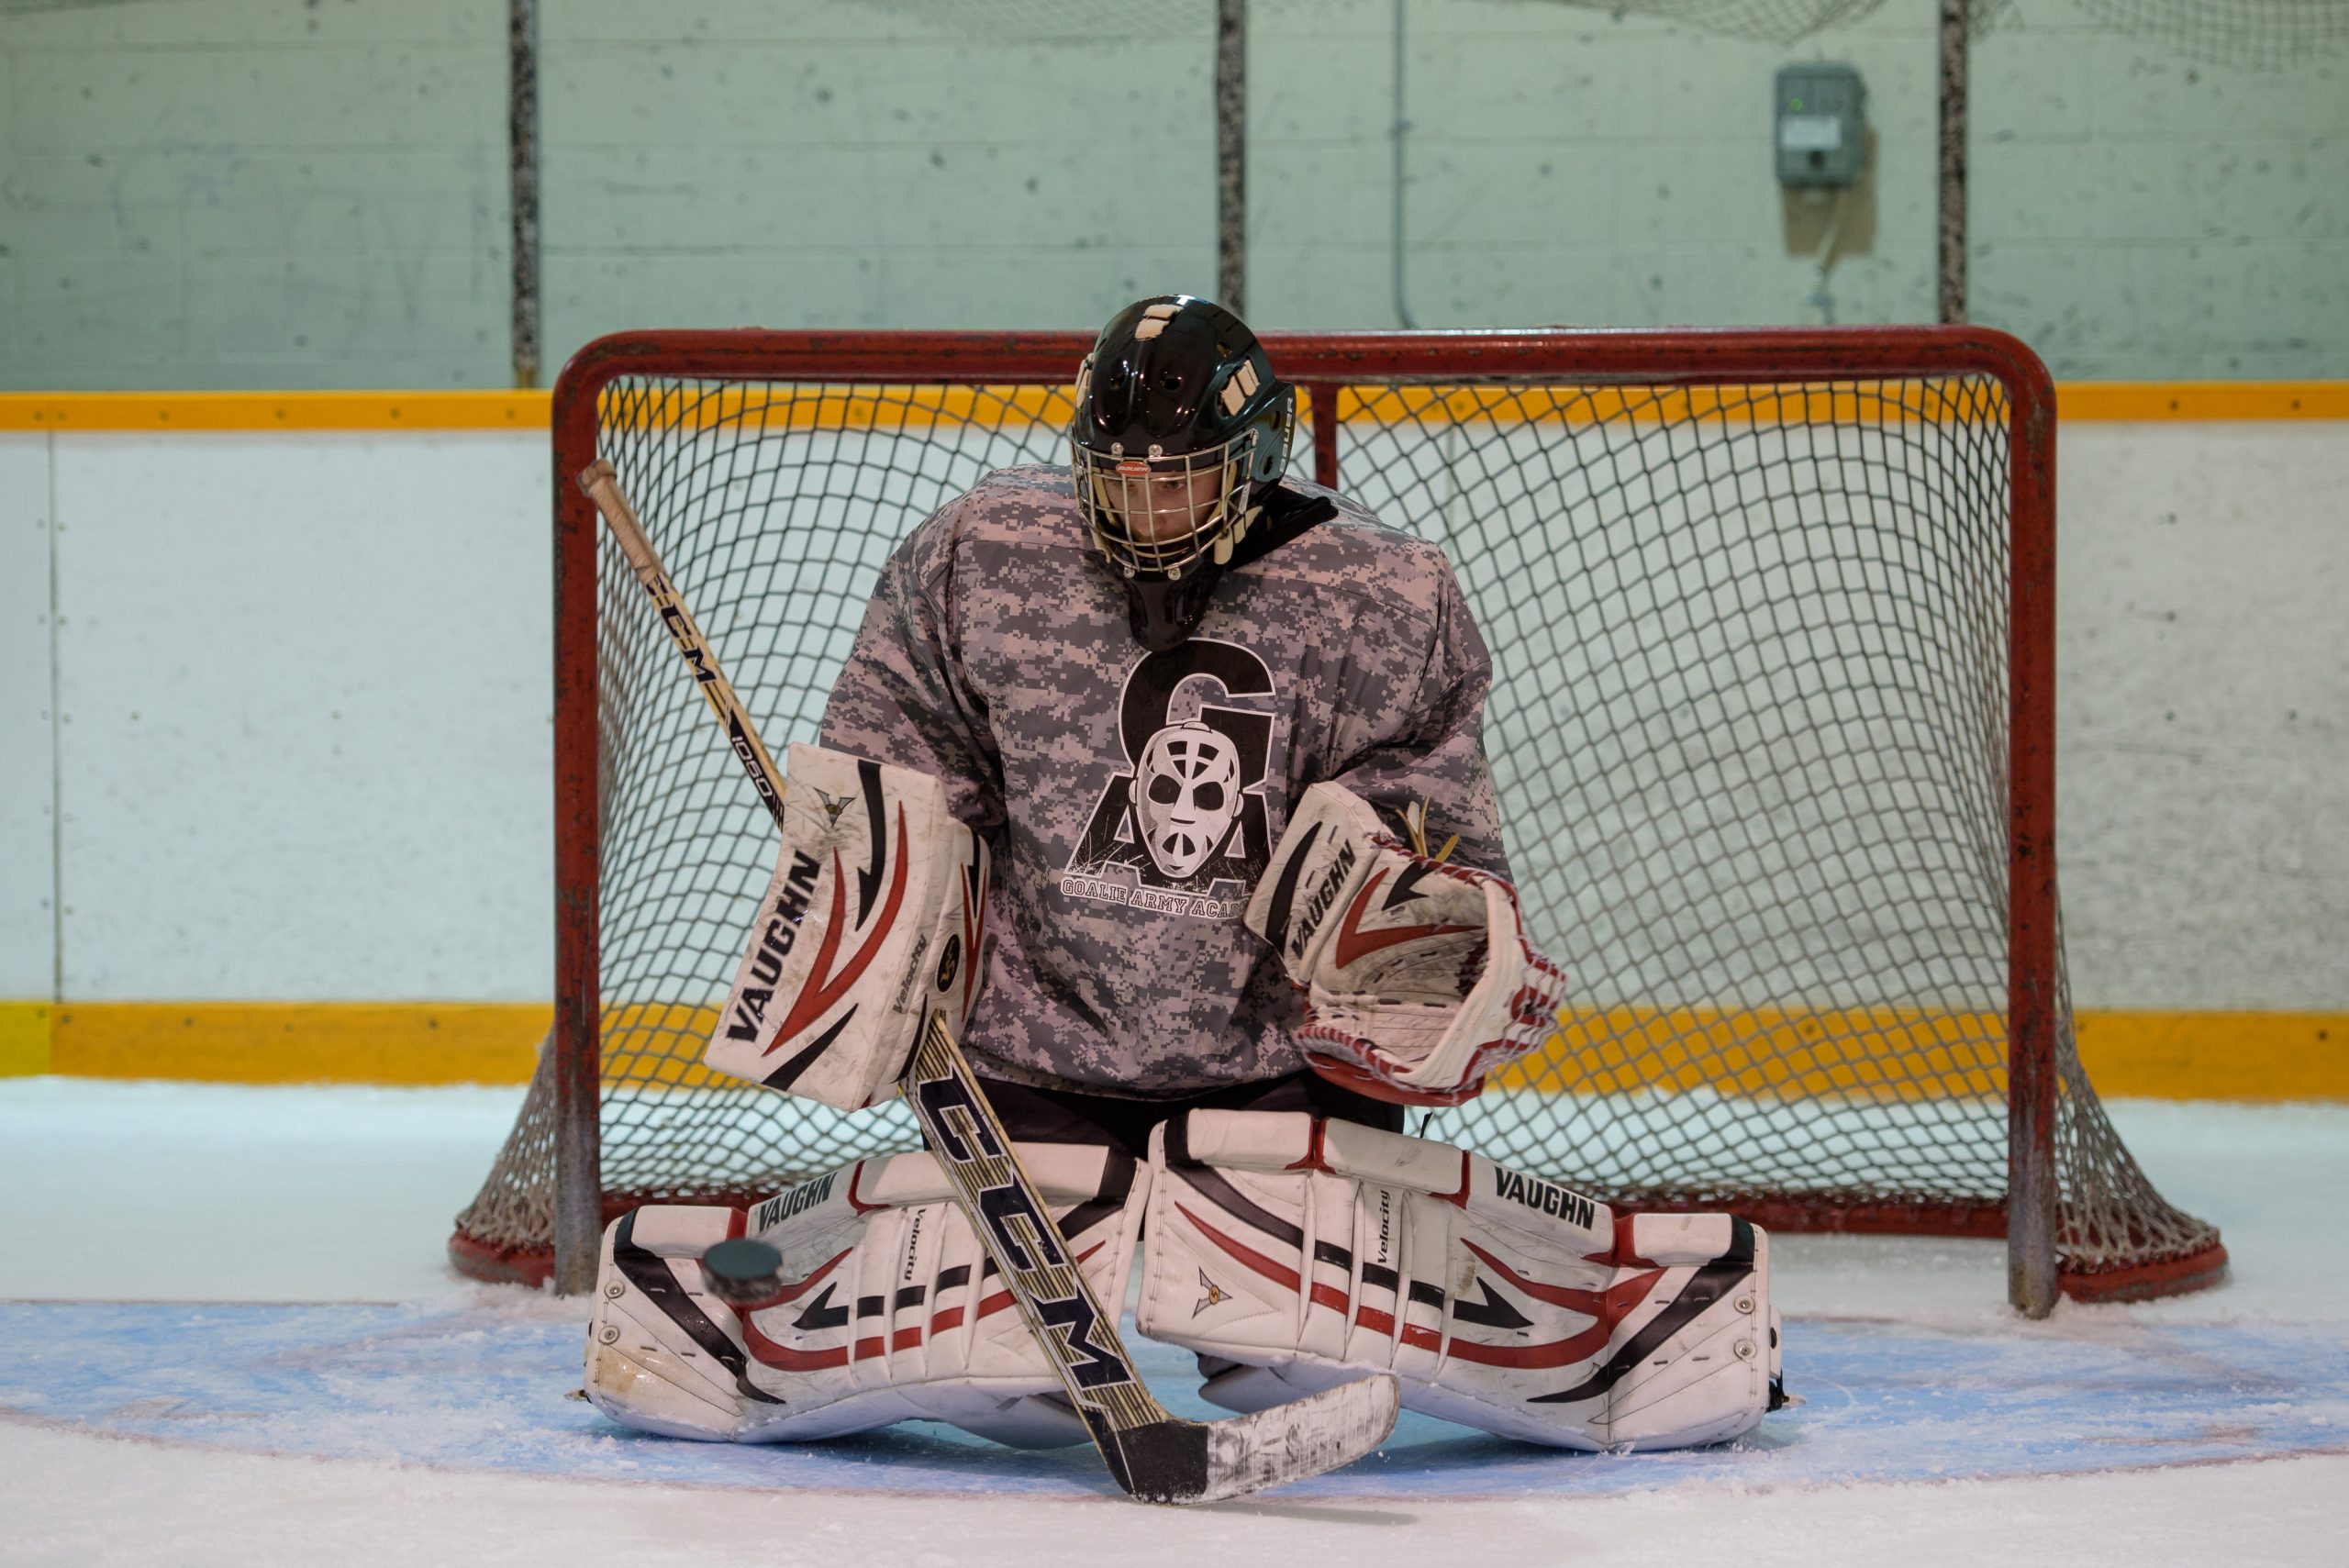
[1070, 295, 1298, 651]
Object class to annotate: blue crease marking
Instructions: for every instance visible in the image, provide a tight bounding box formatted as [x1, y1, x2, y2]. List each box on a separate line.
[2, 1303, 2343, 1500]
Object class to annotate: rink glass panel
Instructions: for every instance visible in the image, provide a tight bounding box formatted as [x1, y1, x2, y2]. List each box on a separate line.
[449, 328, 2222, 1313]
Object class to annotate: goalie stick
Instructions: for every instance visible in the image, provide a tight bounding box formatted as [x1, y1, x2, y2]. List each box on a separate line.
[577, 460, 1398, 1505]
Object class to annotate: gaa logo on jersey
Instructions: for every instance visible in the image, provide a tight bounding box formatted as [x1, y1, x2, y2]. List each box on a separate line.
[1062, 639, 1277, 917]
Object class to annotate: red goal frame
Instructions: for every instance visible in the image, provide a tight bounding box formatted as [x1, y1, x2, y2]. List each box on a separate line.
[537, 326, 2201, 1315]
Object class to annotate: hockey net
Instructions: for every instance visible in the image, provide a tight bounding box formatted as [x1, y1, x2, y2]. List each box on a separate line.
[451, 328, 2223, 1313]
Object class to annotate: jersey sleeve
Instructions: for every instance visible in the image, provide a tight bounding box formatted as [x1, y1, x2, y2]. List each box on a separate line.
[1328, 555, 1509, 881]
[816, 501, 1005, 834]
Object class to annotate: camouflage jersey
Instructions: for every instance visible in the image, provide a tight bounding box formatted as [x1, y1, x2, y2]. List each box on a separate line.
[818, 463, 1509, 1097]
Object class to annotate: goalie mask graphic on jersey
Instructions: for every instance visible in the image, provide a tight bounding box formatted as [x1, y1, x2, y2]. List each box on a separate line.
[1063, 639, 1277, 916]
[1133, 722, 1243, 881]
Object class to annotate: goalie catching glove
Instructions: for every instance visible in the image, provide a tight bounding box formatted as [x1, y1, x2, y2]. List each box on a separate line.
[706, 743, 987, 1110]
[1246, 783, 1567, 1104]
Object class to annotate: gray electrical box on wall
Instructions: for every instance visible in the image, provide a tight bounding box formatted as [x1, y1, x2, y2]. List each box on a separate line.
[1776, 63, 1866, 187]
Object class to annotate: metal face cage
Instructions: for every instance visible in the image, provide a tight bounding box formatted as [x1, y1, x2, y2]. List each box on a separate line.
[1072, 424, 1269, 581]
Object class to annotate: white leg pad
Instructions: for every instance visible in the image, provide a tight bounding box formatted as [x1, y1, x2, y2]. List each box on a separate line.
[584, 1140, 1148, 1448]
[1135, 1110, 1776, 1451]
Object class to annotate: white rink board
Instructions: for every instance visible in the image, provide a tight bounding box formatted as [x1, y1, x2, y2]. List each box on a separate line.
[2056, 423, 2349, 1009]
[0, 436, 54, 998]
[3, 417, 2342, 1011]
[48, 432, 547, 1000]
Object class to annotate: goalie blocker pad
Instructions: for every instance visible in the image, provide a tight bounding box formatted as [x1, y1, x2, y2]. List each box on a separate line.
[584, 1141, 1147, 1449]
[1245, 782, 1567, 1105]
[707, 742, 988, 1110]
[1136, 1110, 1781, 1451]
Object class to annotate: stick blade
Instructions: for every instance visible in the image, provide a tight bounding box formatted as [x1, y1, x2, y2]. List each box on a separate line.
[1103, 1373, 1400, 1506]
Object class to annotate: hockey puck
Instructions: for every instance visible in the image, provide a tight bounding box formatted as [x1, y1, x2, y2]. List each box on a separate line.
[700, 1237, 785, 1307]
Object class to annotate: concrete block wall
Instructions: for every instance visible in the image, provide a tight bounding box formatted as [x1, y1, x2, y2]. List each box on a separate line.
[1969, 6, 2347, 375]
[3, 1, 509, 386]
[3, 0, 2343, 386]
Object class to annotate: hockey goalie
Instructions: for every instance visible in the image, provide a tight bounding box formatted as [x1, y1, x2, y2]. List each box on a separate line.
[584, 295, 1785, 1457]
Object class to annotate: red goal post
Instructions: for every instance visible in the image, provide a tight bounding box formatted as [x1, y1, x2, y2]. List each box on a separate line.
[448, 325, 2225, 1317]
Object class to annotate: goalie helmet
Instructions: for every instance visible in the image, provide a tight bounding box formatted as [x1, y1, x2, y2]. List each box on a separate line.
[1070, 295, 1297, 651]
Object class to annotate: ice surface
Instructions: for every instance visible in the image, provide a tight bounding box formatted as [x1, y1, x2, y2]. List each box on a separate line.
[3, 1080, 2343, 1564]
[6, 1303, 2343, 1498]
[0, 1079, 524, 1302]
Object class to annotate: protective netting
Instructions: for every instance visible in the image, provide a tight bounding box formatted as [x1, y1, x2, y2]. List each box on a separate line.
[451, 362, 2219, 1299]
[2068, 0, 2349, 68]
[843, 0, 2344, 70]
